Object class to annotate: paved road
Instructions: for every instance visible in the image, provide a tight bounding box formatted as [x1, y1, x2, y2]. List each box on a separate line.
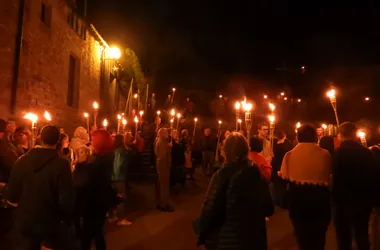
[106, 170, 338, 250]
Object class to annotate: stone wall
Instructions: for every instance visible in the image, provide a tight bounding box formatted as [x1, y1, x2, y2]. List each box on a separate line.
[0, 0, 108, 135]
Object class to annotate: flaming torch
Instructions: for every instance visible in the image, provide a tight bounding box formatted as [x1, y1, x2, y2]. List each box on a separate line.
[192, 117, 198, 143]
[357, 131, 367, 147]
[235, 102, 241, 131]
[122, 118, 127, 134]
[44, 111, 52, 123]
[117, 114, 122, 134]
[103, 119, 108, 131]
[171, 88, 176, 104]
[134, 116, 139, 136]
[243, 102, 253, 140]
[93, 101, 99, 129]
[24, 113, 38, 148]
[268, 115, 276, 154]
[83, 112, 89, 133]
[176, 113, 181, 130]
[327, 89, 339, 126]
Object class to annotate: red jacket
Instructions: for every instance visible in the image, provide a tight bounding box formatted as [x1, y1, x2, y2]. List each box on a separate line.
[249, 151, 272, 182]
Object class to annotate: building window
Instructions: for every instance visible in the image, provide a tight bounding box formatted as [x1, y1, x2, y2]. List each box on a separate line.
[67, 8, 87, 40]
[40, 2, 52, 27]
[67, 55, 80, 108]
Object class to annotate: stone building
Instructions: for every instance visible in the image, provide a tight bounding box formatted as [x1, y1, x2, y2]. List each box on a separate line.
[0, 0, 120, 134]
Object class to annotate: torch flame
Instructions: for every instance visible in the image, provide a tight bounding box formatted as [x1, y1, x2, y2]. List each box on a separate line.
[134, 116, 139, 123]
[235, 102, 241, 110]
[322, 124, 327, 129]
[122, 118, 127, 125]
[84, 112, 89, 118]
[218, 120, 222, 124]
[268, 115, 275, 123]
[357, 131, 366, 138]
[177, 113, 181, 118]
[170, 109, 175, 116]
[296, 122, 301, 129]
[170, 119, 174, 123]
[269, 103, 275, 111]
[93, 101, 99, 110]
[24, 113, 38, 123]
[117, 114, 122, 120]
[238, 119, 242, 123]
[139, 111, 144, 116]
[157, 110, 161, 115]
[327, 89, 336, 98]
[243, 102, 252, 111]
[103, 119, 108, 127]
[44, 111, 52, 121]
[194, 117, 198, 122]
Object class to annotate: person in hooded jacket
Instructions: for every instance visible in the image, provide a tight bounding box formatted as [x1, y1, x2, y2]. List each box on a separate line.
[80, 129, 114, 250]
[197, 132, 274, 250]
[70, 126, 90, 162]
[7, 125, 76, 250]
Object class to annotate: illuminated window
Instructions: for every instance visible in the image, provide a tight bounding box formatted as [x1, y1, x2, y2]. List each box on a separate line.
[40, 2, 52, 27]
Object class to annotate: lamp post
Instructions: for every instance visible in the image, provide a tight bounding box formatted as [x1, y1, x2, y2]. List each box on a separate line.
[192, 117, 198, 143]
[84, 112, 89, 133]
[327, 89, 339, 126]
[93, 101, 99, 129]
[235, 101, 241, 131]
[243, 102, 253, 140]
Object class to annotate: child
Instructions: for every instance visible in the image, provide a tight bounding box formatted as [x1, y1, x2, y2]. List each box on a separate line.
[185, 143, 194, 180]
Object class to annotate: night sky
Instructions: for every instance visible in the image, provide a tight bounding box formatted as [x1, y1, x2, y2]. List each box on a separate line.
[85, 1, 380, 96]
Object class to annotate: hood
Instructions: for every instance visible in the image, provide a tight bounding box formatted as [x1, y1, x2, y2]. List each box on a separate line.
[25, 148, 59, 172]
[73, 126, 89, 145]
[70, 137, 87, 152]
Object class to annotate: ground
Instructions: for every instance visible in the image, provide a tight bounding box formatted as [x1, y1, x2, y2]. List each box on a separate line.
[105, 170, 338, 250]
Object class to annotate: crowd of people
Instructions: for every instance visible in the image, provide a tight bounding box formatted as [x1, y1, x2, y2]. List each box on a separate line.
[1, 109, 380, 250]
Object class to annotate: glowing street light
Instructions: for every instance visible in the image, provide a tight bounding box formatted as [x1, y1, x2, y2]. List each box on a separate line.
[108, 47, 121, 59]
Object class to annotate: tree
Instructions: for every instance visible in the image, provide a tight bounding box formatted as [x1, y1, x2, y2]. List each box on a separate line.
[119, 48, 146, 97]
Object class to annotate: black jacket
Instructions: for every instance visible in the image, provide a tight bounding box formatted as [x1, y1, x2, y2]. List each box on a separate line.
[332, 140, 379, 208]
[201, 136, 217, 152]
[198, 161, 274, 250]
[171, 140, 186, 167]
[7, 148, 74, 238]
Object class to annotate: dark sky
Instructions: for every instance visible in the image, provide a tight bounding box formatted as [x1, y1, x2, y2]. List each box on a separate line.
[84, 1, 380, 94]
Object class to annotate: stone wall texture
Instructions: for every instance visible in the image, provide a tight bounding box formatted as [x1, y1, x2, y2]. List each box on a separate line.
[0, 0, 106, 135]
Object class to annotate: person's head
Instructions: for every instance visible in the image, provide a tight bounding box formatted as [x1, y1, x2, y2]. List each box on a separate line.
[76, 147, 90, 163]
[222, 132, 249, 164]
[14, 126, 30, 146]
[124, 131, 133, 144]
[249, 136, 263, 153]
[155, 117, 161, 125]
[40, 125, 61, 148]
[276, 131, 287, 143]
[114, 134, 125, 148]
[172, 129, 179, 140]
[59, 128, 65, 134]
[158, 128, 169, 139]
[297, 124, 317, 143]
[167, 94, 171, 99]
[258, 124, 269, 138]
[73, 126, 90, 144]
[152, 93, 155, 97]
[316, 127, 324, 137]
[204, 128, 211, 136]
[91, 129, 113, 155]
[56, 133, 69, 152]
[0, 119, 7, 138]
[319, 136, 335, 156]
[181, 129, 189, 138]
[6, 121, 16, 134]
[338, 122, 357, 141]
[370, 145, 380, 163]
[186, 98, 190, 102]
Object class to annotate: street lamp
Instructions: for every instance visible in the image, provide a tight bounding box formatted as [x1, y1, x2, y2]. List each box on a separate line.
[108, 47, 121, 59]
[327, 88, 339, 126]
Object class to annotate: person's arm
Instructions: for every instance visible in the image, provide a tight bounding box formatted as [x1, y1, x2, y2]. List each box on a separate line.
[7, 158, 23, 204]
[259, 160, 272, 183]
[57, 161, 75, 220]
[198, 170, 225, 245]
